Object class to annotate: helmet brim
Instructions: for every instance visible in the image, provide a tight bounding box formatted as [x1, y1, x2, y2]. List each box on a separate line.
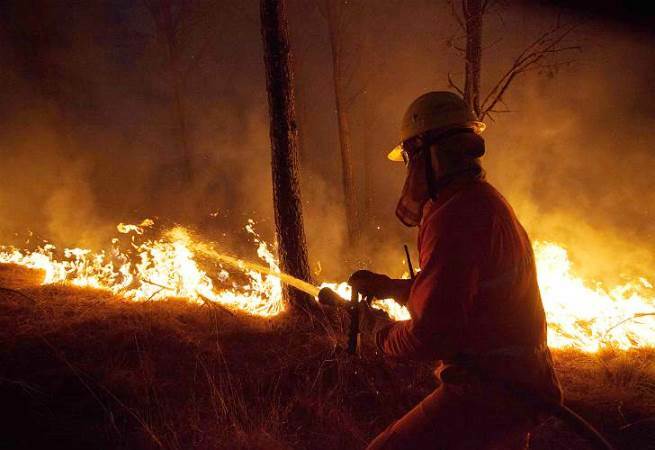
[386, 121, 486, 162]
[387, 144, 405, 162]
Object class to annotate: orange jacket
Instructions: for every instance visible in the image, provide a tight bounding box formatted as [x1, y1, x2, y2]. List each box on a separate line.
[377, 179, 562, 401]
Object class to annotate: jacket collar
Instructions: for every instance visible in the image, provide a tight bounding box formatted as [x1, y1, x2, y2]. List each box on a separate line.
[421, 175, 485, 226]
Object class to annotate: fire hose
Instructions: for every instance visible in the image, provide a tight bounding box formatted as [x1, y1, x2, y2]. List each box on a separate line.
[316, 286, 615, 450]
[318, 285, 364, 355]
[197, 236, 615, 449]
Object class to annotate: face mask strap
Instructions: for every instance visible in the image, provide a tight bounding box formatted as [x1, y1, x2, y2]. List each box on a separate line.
[425, 146, 438, 200]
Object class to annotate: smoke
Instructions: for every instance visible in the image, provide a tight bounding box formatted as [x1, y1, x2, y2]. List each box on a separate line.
[481, 16, 655, 282]
[0, 0, 653, 284]
[336, 1, 655, 283]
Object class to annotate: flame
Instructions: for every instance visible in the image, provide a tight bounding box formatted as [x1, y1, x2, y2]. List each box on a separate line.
[1, 222, 653, 351]
[535, 242, 654, 352]
[116, 218, 154, 235]
[0, 221, 284, 317]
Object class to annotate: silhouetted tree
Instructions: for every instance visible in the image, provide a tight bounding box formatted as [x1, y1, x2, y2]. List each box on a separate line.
[448, 0, 579, 121]
[260, 0, 315, 313]
[461, 0, 483, 117]
[315, 1, 392, 254]
[324, 0, 359, 249]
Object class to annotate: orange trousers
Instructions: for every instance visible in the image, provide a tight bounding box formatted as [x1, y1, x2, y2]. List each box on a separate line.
[366, 381, 538, 450]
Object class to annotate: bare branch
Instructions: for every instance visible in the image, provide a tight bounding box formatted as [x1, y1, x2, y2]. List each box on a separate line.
[481, 0, 495, 15]
[480, 69, 518, 121]
[448, 0, 465, 31]
[347, 86, 367, 106]
[446, 35, 467, 53]
[482, 35, 503, 51]
[487, 108, 513, 114]
[480, 22, 579, 118]
[536, 45, 582, 56]
[447, 72, 465, 96]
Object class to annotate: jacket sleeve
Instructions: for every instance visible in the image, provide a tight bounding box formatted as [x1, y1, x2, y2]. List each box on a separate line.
[376, 214, 482, 361]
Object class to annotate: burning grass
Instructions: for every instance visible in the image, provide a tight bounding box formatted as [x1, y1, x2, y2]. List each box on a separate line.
[2, 221, 654, 352]
[1, 264, 654, 450]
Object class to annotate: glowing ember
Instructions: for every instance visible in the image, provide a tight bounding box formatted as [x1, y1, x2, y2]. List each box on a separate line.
[1, 222, 653, 351]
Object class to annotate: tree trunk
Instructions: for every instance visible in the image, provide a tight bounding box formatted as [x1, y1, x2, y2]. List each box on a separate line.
[259, 0, 315, 312]
[463, 0, 483, 118]
[293, 57, 308, 166]
[326, 0, 359, 249]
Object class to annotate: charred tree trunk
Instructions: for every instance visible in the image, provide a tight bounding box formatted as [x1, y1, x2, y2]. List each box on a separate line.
[260, 0, 315, 312]
[463, 0, 483, 118]
[293, 58, 308, 166]
[326, 0, 359, 249]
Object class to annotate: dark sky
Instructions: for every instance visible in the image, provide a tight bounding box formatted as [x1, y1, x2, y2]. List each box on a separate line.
[542, 0, 655, 29]
[0, 0, 654, 281]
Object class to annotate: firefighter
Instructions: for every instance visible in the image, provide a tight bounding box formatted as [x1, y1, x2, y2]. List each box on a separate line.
[350, 91, 563, 450]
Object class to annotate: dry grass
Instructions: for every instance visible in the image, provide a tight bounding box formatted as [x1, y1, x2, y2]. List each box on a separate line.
[0, 264, 653, 450]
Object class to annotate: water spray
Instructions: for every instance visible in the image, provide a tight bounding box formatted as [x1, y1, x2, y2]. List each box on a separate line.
[167, 228, 321, 298]
[168, 228, 355, 312]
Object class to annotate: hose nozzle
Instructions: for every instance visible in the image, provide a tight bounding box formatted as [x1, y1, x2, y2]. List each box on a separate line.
[317, 287, 348, 307]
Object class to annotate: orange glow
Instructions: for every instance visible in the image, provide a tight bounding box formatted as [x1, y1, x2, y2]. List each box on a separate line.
[1, 221, 653, 351]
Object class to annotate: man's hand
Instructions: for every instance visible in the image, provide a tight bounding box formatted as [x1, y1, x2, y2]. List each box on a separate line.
[348, 270, 394, 299]
[358, 301, 393, 335]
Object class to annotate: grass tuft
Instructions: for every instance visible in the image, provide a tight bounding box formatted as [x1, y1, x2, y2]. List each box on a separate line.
[1, 264, 653, 449]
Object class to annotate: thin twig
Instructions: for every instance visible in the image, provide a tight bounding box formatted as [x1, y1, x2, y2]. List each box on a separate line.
[347, 86, 367, 105]
[449, 0, 465, 31]
[142, 279, 176, 292]
[480, 22, 579, 119]
[197, 292, 236, 317]
[603, 312, 655, 340]
[145, 287, 165, 302]
[482, 35, 503, 51]
[481, 0, 497, 15]
[447, 72, 465, 96]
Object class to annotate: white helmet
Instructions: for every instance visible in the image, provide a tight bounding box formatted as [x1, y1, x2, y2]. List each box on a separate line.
[388, 91, 485, 162]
